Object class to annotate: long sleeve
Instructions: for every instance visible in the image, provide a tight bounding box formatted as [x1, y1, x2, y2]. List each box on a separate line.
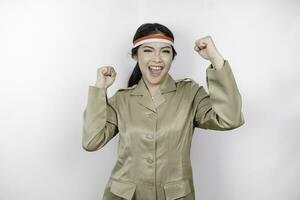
[82, 86, 119, 151]
[193, 60, 245, 130]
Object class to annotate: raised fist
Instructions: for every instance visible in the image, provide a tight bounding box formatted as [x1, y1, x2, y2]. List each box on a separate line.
[194, 35, 221, 61]
[95, 66, 117, 89]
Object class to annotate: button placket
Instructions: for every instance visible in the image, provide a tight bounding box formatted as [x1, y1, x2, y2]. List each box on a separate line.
[143, 111, 158, 191]
[145, 112, 155, 140]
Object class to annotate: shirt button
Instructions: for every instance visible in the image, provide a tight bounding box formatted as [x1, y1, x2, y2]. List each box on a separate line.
[147, 157, 153, 164]
[146, 134, 153, 139]
[149, 182, 154, 186]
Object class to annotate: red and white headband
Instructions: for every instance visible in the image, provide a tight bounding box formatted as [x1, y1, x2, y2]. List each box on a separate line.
[133, 33, 174, 48]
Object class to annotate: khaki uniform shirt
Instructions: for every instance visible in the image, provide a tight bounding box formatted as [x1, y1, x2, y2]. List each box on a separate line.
[82, 60, 245, 200]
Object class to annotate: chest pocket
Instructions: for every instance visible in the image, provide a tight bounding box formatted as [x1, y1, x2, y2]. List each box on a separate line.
[110, 179, 136, 200]
[163, 178, 192, 200]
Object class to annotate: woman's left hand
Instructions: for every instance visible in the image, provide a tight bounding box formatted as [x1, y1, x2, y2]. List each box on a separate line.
[194, 36, 224, 69]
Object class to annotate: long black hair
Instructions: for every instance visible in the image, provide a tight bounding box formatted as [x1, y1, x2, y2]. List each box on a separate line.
[128, 23, 177, 87]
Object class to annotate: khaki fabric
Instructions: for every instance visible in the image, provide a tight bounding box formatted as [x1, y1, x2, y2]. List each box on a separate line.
[82, 60, 245, 200]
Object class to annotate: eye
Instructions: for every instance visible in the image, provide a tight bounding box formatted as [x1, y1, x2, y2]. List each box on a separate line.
[143, 49, 151, 52]
[163, 50, 170, 53]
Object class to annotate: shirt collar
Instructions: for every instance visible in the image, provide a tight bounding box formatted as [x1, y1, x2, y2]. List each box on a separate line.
[130, 73, 177, 112]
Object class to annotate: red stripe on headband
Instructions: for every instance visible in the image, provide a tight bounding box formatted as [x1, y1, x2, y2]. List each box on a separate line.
[133, 34, 174, 45]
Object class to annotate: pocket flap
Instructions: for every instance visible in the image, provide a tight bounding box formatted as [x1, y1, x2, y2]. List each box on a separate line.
[164, 179, 192, 200]
[110, 179, 136, 200]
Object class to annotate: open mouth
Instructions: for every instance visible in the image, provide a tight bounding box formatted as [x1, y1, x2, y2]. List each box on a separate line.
[148, 65, 164, 77]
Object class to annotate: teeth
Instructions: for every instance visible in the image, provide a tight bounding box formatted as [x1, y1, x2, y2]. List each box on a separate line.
[149, 66, 163, 70]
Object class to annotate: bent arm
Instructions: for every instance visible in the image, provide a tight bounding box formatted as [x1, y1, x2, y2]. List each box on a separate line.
[82, 86, 119, 151]
[193, 60, 245, 130]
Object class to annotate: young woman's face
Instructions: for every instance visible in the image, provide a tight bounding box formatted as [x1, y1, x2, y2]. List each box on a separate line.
[134, 42, 173, 86]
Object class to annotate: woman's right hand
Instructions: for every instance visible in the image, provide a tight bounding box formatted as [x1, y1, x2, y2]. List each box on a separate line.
[95, 66, 117, 89]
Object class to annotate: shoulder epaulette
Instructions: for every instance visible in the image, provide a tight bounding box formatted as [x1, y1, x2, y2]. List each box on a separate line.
[117, 84, 137, 92]
[175, 78, 193, 83]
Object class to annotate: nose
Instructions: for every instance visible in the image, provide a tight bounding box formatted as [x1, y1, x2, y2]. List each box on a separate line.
[153, 52, 162, 62]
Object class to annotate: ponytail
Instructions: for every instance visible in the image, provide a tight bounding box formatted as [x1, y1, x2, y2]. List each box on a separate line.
[127, 63, 142, 87]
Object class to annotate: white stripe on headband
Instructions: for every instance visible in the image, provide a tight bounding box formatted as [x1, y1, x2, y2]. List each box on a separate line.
[133, 38, 174, 48]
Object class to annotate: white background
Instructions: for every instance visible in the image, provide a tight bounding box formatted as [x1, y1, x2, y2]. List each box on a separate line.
[0, 0, 299, 200]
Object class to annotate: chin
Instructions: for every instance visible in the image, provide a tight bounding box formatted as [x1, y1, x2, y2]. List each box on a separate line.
[149, 75, 166, 84]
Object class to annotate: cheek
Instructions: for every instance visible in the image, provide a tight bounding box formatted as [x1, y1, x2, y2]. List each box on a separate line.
[138, 60, 148, 70]
[138, 61, 149, 75]
[138, 57, 150, 68]
[163, 57, 173, 66]
[162, 53, 172, 61]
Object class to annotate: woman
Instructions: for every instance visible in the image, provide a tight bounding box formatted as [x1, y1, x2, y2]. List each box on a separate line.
[82, 23, 245, 200]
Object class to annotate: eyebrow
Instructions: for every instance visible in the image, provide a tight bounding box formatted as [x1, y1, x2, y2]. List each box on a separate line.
[142, 45, 171, 49]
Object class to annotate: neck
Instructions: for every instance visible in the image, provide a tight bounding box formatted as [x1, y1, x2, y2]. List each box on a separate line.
[142, 75, 168, 97]
[145, 81, 160, 97]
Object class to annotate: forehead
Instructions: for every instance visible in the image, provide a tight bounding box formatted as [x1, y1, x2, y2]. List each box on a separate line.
[140, 42, 172, 48]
